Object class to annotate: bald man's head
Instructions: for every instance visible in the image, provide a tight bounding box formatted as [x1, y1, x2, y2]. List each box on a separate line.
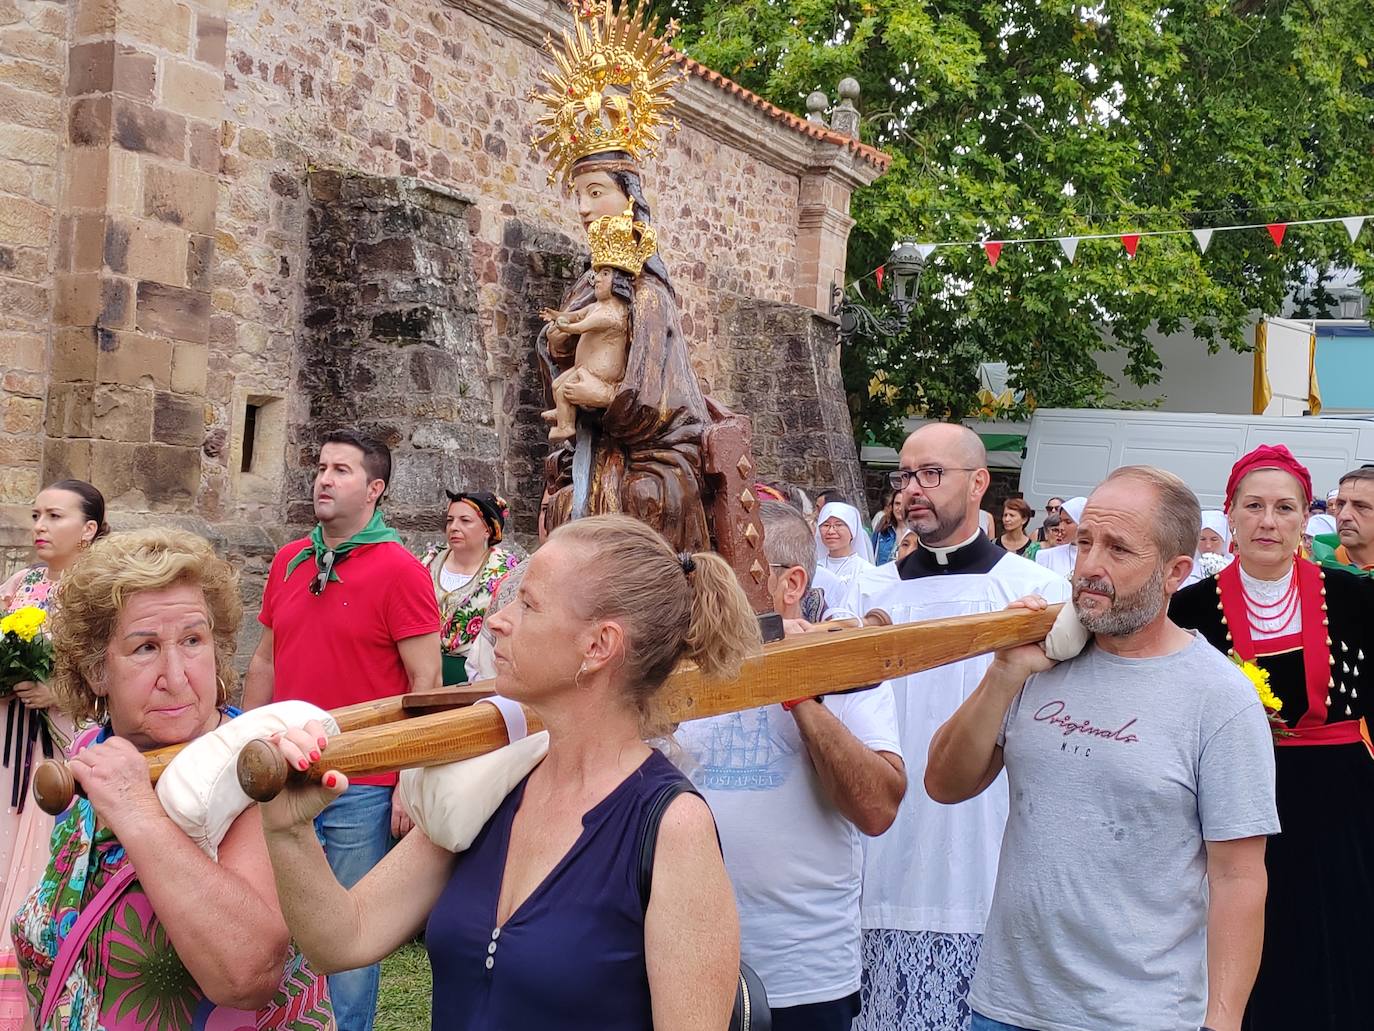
[904, 422, 988, 470]
[897, 422, 991, 547]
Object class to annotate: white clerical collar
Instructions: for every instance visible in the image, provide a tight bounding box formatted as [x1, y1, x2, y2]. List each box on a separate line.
[921, 528, 983, 566]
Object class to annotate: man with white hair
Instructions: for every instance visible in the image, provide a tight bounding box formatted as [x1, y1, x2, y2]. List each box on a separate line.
[678, 502, 906, 1030]
[927, 465, 1276, 1031]
[854, 424, 1069, 1031]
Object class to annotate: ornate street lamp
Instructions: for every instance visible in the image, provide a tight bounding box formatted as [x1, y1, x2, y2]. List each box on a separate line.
[831, 239, 928, 343]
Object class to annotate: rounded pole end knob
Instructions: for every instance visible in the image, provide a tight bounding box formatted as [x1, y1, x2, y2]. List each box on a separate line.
[237, 739, 290, 802]
[32, 760, 76, 817]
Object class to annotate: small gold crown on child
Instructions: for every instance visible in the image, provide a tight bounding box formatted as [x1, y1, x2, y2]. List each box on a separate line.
[587, 205, 657, 276]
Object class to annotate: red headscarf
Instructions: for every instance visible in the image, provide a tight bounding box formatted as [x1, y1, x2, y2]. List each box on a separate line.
[1223, 444, 1313, 513]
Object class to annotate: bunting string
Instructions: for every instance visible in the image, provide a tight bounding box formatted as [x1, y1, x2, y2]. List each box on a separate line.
[841, 214, 1370, 293]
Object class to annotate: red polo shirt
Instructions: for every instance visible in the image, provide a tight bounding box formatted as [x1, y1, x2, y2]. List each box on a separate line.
[260, 538, 439, 785]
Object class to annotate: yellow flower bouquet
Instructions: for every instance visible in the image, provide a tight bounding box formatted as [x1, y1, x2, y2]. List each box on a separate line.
[1231, 653, 1293, 741]
[0, 605, 53, 694]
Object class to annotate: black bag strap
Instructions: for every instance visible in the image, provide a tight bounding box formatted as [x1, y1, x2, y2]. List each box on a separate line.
[636, 778, 699, 911]
[635, 778, 771, 1031]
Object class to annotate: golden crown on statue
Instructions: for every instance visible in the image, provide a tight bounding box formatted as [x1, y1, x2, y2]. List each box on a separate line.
[528, 0, 684, 185]
[587, 205, 658, 275]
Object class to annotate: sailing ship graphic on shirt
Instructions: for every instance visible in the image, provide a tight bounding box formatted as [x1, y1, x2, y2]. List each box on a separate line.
[695, 710, 798, 791]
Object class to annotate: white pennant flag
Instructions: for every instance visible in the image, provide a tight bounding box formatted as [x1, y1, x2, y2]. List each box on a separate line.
[1342, 217, 1365, 243]
[917, 243, 937, 260]
[1058, 237, 1080, 263]
[1192, 228, 1213, 254]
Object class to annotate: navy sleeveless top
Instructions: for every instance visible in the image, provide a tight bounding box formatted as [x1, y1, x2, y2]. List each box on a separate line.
[426, 749, 691, 1030]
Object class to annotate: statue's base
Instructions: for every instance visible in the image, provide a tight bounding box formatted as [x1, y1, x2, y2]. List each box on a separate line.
[758, 611, 784, 644]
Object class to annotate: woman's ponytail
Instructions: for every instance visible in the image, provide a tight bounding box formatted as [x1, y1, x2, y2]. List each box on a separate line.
[681, 550, 762, 680]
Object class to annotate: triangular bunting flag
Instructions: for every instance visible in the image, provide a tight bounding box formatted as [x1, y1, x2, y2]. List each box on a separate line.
[1058, 237, 1079, 263]
[1121, 234, 1140, 258]
[1267, 223, 1287, 248]
[875, 265, 885, 291]
[917, 243, 937, 260]
[1192, 228, 1213, 254]
[983, 242, 1002, 267]
[1342, 217, 1364, 243]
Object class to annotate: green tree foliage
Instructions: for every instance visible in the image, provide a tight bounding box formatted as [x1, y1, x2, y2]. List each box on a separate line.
[656, 0, 1374, 442]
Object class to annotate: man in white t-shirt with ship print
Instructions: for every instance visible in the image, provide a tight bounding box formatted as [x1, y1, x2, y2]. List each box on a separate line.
[677, 502, 907, 1031]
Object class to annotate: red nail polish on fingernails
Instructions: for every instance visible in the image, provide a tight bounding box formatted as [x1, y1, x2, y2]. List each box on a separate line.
[324, 773, 338, 789]
[297, 758, 309, 771]
[309, 750, 320, 762]
[317, 736, 328, 749]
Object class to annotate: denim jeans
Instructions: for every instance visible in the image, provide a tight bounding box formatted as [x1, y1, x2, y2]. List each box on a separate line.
[970, 1012, 1034, 1031]
[314, 784, 394, 1031]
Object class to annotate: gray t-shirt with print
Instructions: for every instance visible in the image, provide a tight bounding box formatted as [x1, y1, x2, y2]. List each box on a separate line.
[968, 633, 1280, 1031]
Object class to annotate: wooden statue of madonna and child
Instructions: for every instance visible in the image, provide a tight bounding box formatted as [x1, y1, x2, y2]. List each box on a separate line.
[528, 0, 778, 634]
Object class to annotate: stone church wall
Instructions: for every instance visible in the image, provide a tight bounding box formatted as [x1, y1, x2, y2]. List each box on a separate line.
[0, 0, 887, 643]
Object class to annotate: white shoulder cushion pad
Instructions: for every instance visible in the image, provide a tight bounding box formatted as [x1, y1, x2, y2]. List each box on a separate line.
[400, 724, 549, 853]
[156, 700, 339, 860]
[1043, 598, 1090, 662]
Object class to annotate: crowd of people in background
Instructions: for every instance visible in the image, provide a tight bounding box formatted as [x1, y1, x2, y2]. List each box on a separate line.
[3, 429, 1374, 1030]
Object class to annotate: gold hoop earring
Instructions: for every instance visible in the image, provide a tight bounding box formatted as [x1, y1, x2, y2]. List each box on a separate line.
[574, 663, 587, 690]
[215, 674, 228, 703]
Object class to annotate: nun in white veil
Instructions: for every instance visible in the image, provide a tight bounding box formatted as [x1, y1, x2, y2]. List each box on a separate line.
[1033, 496, 1086, 579]
[1183, 509, 1236, 586]
[815, 501, 876, 616]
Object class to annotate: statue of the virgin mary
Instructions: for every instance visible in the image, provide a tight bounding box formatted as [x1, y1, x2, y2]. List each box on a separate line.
[529, 2, 711, 553]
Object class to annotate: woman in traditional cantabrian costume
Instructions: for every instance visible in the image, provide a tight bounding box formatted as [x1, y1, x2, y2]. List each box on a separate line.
[1170, 445, 1374, 1030]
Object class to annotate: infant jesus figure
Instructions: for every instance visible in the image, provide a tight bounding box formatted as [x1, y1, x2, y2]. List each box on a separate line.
[539, 207, 656, 443]
[540, 265, 630, 442]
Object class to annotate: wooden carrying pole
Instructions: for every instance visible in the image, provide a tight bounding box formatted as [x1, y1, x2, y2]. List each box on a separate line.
[29, 685, 495, 816]
[235, 603, 1062, 803]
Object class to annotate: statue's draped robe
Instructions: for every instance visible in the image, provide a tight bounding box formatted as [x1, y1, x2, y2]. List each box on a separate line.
[539, 270, 710, 552]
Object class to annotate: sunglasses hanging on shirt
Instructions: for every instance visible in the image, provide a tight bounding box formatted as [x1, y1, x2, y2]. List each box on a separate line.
[309, 550, 337, 596]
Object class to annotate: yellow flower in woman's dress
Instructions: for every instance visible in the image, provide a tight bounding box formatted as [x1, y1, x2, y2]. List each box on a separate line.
[1230, 653, 1283, 713]
[0, 606, 46, 643]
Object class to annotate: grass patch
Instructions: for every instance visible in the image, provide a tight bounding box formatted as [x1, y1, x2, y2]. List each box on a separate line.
[376, 942, 432, 1030]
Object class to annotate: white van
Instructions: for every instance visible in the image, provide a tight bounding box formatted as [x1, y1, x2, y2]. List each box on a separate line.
[1019, 408, 1374, 508]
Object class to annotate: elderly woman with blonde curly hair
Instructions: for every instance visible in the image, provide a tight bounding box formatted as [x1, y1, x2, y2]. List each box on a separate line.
[10, 528, 333, 1031]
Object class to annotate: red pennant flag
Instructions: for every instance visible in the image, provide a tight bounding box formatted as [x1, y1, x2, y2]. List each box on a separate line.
[983, 242, 1002, 267]
[1121, 234, 1140, 258]
[1266, 223, 1287, 249]
[875, 265, 885, 291]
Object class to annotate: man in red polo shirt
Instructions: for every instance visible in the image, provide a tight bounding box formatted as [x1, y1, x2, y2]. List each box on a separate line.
[243, 428, 439, 1031]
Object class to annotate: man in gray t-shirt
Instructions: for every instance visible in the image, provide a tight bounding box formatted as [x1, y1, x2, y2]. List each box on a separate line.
[926, 466, 1278, 1031]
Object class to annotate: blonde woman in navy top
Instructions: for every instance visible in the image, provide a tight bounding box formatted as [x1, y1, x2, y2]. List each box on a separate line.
[261, 515, 761, 1029]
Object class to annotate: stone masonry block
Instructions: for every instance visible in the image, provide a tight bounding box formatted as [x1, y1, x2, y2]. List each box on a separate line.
[152, 390, 201, 445]
[2, 394, 42, 433]
[0, 467, 40, 505]
[133, 443, 199, 508]
[187, 119, 217, 172]
[96, 330, 172, 388]
[0, 193, 53, 244]
[68, 41, 113, 96]
[161, 60, 222, 122]
[169, 340, 206, 394]
[0, 332, 45, 371]
[1, 370, 43, 397]
[185, 232, 212, 289]
[2, 433, 42, 466]
[106, 215, 189, 285]
[143, 161, 215, 233]
[73, 0, 116, 38]
[120, 0, 193, 54]
[112, 98, 184, 161]
[61, 147, 108, 209]
[50, 326, 97, 381]
[92, 382, 154, 441]
[68, 95, 112, 146]
[135, 281, 209, 342]
[43, 437, 94, 483]
[44, 381, 94, 437]
[72, 213, 105, 270]
[0, 126, 59, 166]
[0, 83, 61, 132]
[112, 47, 157, 101]
[195, 14, 226, 67]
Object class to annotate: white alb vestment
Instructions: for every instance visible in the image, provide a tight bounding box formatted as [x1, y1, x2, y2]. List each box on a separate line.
[854, 532, 1070, 1030]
